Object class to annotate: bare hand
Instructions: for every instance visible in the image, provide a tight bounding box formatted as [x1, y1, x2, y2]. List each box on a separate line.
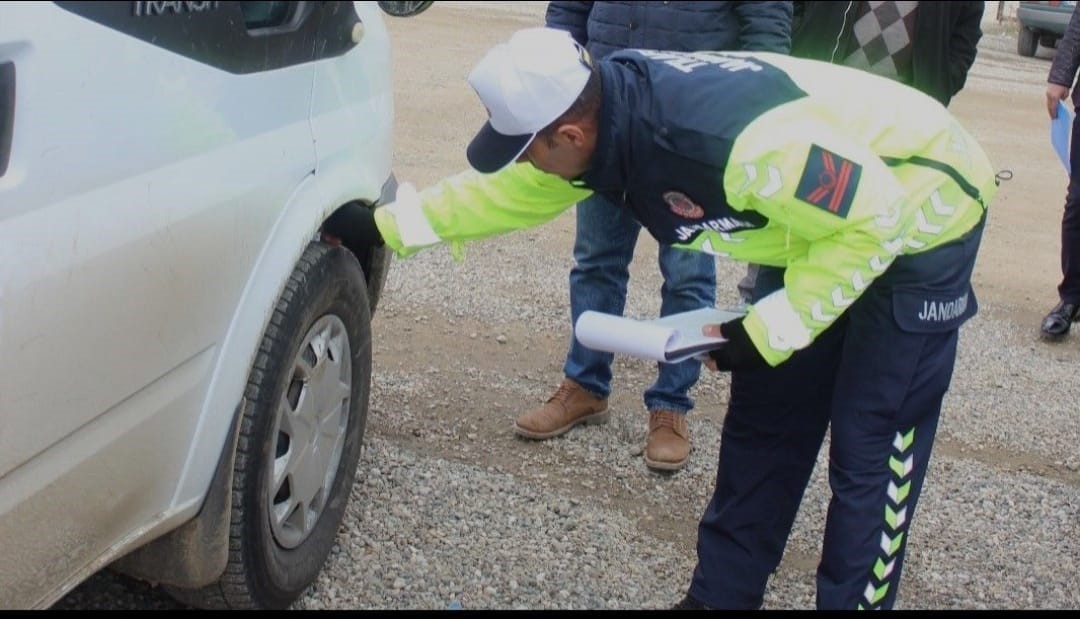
[1047, 83, 1070, 119]
[701, 323, 722, 372]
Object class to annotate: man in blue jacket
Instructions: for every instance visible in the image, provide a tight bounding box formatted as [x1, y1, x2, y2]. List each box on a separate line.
[518, 1, 793, 473]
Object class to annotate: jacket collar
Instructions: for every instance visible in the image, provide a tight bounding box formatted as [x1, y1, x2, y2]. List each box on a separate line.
[579, 61, 631, 193]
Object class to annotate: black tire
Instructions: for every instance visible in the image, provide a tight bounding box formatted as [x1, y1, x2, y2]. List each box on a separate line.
[1018, 26, 1038, 57]
[167, 242, 372, 609]
[378, 1, 435, 17]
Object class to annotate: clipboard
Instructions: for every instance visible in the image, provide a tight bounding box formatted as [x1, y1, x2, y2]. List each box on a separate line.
[574, 307, 745, 364]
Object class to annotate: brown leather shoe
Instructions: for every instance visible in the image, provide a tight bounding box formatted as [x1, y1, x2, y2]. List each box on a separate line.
[645, 409, 690, 471]
[513, 378, 609, 440]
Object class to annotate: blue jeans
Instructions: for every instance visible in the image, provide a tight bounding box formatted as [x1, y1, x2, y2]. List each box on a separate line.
[565, 193, 717, 413]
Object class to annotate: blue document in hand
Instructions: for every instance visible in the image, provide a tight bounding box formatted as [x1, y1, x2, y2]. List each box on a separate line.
[1052, 99, 1073, 172]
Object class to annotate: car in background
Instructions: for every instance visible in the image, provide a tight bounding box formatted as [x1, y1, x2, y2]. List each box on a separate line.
[1017, 0, 1077, 57]
[0, 0, 425, 609]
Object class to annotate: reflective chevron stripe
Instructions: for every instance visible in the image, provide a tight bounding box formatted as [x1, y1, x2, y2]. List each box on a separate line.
[851, 271, 868, 292]
[698, 238, 730, 258]
[885, 505, 908, 529]
[814, 265, 875, 326]
[887, 480, 911, 504]
[758, 165, 783, 198]
[869, 255, 892, 273]
[860, 427, 917, 610]
[929, 190, 956, 216]
[894, 428, 914, 451]
[719, 231, 745, 243]
[889, 454, 914, 478]
[916, 210, 943, 234]
[879, 530, 905, 556]
[863, 582, 889, 606]
[811, 301, 836, 323]
[738, 162, 783, 198]
[903, 191, 958, 253]
[875, 202, 901, 229]
[874, 557, 897, 581]
[832, 287, 855, 308]
[739, 163, 757, 193]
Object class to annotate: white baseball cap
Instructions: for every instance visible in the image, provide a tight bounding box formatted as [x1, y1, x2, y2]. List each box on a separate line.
[466, 27, 593, 174]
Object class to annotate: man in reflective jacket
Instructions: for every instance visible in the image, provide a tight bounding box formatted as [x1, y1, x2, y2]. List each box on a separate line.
[324, 27, 998, 609]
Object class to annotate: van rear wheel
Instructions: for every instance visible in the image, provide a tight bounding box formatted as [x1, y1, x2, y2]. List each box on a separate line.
[1018, 26, 1038, 57]
[167, 243, 372, 609]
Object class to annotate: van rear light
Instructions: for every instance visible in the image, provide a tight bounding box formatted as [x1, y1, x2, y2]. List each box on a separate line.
[0, 62, 12, 178]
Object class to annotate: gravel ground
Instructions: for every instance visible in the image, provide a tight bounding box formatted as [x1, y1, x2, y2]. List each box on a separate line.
[55, 4, 1080, 611]
[292, 13, 1080, 610]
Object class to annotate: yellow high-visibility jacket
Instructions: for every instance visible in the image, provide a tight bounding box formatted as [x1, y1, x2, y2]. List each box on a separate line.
[375, 51, 998, 366]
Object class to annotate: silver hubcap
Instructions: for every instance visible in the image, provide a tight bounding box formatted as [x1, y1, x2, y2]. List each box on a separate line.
[269, 315, 352, 549]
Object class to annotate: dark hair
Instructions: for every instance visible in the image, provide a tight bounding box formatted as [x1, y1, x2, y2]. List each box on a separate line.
[537, 65, 602, 146]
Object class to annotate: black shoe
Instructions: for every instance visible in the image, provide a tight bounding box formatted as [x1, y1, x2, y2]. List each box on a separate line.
[672, 594, 711, 610]
[1040, 301, 1080, 341]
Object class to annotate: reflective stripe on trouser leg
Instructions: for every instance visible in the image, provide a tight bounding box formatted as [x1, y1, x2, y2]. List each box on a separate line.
[816, 289, 959, 610]
[687, 321, 844, 609]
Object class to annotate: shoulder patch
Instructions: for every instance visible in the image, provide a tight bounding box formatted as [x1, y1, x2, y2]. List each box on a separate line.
[795, 145, 862, 218]
[663, 191, 705, 219]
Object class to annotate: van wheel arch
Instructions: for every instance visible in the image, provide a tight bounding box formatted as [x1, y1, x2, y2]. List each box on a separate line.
[165, 242, 372, 609]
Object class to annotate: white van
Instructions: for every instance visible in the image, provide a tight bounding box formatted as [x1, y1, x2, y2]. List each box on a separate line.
[0, 0, 429, 609]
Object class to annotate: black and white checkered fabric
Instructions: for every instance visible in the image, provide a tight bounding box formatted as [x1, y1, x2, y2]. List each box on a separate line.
[844, 1, 919, 81]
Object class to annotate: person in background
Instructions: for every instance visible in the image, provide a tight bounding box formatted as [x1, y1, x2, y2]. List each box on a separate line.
[1042, 7, 1080, 341]
[523, 0, 793, 473]
[791, 0, 983, 106]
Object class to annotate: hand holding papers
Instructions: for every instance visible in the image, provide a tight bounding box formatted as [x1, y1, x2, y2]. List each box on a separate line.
[1051, 99, 1073, 172]
[574, 307, 746, 364]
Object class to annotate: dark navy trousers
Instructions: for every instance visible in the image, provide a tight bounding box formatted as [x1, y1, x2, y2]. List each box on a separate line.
[1059, 104, 1080, 304]
[689, 219, 985, 610]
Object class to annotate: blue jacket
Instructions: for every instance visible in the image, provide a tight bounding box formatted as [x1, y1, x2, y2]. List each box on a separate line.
[545, 1, 793, 59]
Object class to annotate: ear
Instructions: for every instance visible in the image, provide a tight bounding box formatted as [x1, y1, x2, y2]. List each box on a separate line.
[554, 123, 588, 148]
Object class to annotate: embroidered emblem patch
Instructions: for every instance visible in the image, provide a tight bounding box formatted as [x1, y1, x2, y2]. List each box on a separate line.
[663, 191, 705, 219]
[795, 145, 862, 218]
